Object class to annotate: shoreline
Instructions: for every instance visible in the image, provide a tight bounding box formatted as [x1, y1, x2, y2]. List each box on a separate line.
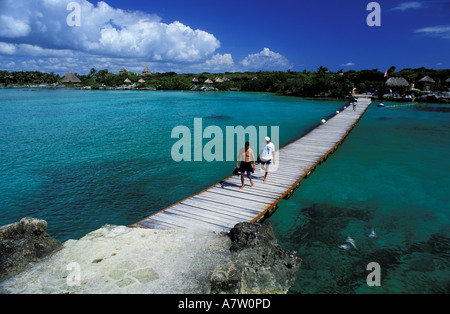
[1, 85, 449, 104]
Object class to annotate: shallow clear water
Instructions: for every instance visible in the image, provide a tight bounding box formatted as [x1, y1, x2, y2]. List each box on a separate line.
[0, 89, 448, 293]
[268, 101, 450, 294]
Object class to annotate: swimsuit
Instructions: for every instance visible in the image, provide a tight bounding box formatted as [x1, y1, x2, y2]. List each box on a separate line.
[239, 161, 254, 174]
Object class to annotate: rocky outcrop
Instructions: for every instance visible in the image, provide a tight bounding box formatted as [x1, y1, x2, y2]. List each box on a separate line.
[0, 218, 62, 281]
[211, 222, 301, 294]
[0, 220, 300, 294]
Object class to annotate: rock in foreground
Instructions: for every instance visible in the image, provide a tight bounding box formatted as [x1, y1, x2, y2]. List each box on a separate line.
[211, 222, 301, 294]
[0, 221, 300, 294]
[0, 218, 62, 281]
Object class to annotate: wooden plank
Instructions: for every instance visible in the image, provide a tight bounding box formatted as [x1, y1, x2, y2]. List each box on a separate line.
[138, 217, 187, 230]
[183, 196, 258, 217]
[184, 197, 259, 217]
[223, 177, 288, 191]
[215, 183, 282, 199]
[207, 187, 275, 204]
[135, 219, 180, 230]
[220, 180, 287, 193]
[194, 194, 264, 212]
[181, 199, 256, 220]
[166, 204, 242, 227]
[156, 211, 229, 232]
[225, 176, 292, 189]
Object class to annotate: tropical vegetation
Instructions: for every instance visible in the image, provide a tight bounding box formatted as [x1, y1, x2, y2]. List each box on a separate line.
[1, 67, 449, 99]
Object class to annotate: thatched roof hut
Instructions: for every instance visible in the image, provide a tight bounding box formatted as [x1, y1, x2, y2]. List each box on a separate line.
[386, 77, 409, 87]
[215, 78, 224, 83]
[124, 78, 132, 84]
[142, 67, 151, 76]
[118, 67, 127, 75]
[138, 78, 146, 83]
[204, 78, 213, 84]
[61, 71, 81, 83]
[192, 77, 199, 83]
[419, 76, 435, 84]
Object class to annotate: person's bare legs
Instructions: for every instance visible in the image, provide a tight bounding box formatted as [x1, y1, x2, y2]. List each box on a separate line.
[240, 173, 245, 189]
[264, 172, 268, 182]
[248, 174, 254, 186]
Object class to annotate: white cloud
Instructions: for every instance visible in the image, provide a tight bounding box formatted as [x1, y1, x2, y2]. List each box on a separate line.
[0, 42, 74, 57]
[203, 53, 235, 71]
[240, 48, 291, 71]
[391, 2, 423, 11]
[0, 42, 17, 55]
[0, 15, 31, 38]
[0, 0, 220, 63]
[415, 25, 450, 39]
[341, 62, 355, 67]
[4, 61, 15, 68]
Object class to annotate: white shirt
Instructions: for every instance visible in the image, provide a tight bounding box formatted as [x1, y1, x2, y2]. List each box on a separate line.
[260, 142, 275, 160]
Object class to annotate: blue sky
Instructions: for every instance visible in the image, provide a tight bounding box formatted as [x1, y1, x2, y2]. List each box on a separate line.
[0, 0, 449, 74]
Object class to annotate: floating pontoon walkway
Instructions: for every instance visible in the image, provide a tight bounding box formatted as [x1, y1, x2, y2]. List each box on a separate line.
[132, 98, 372, 232]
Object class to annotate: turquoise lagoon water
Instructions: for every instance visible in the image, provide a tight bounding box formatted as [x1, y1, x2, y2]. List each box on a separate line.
[0, 89, 448, 293]
[0, 89, 341, 240]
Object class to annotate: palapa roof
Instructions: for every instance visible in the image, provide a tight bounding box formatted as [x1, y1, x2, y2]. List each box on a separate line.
[386, 77, 409, 87]
[192, 77, 199, 82]
[142, 67, 151, 75]
[215, 78, 224, 83]
[138, 78, 146, 83]
[61, 71, 81, 83]
[419, 76, 435, 83]
[204, 78, 213, 84]
[118, 67, 127, 74]
[124, 78, 132, 84]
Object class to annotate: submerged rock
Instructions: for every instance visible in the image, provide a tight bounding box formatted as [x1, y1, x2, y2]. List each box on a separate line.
[0, 218, 62, 281]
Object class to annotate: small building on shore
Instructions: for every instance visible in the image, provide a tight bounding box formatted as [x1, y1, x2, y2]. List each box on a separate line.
[418, 76, 435, 91]
[61, 71, 81, 84]
[124, 78, 132, 84]
[142, 67, 151, 76]
[118, 67, 127, 75]
[386, 77, 410, 95]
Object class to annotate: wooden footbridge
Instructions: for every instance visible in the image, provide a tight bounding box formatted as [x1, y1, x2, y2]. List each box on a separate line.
[131, 98, 372, 232]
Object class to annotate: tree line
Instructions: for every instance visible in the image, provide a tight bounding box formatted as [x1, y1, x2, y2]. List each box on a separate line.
[1, 67, 449, 98]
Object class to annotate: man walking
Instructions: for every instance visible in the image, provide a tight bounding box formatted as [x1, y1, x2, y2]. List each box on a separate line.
[236, 141, 256, 190]
[259, 137, 275, 182]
